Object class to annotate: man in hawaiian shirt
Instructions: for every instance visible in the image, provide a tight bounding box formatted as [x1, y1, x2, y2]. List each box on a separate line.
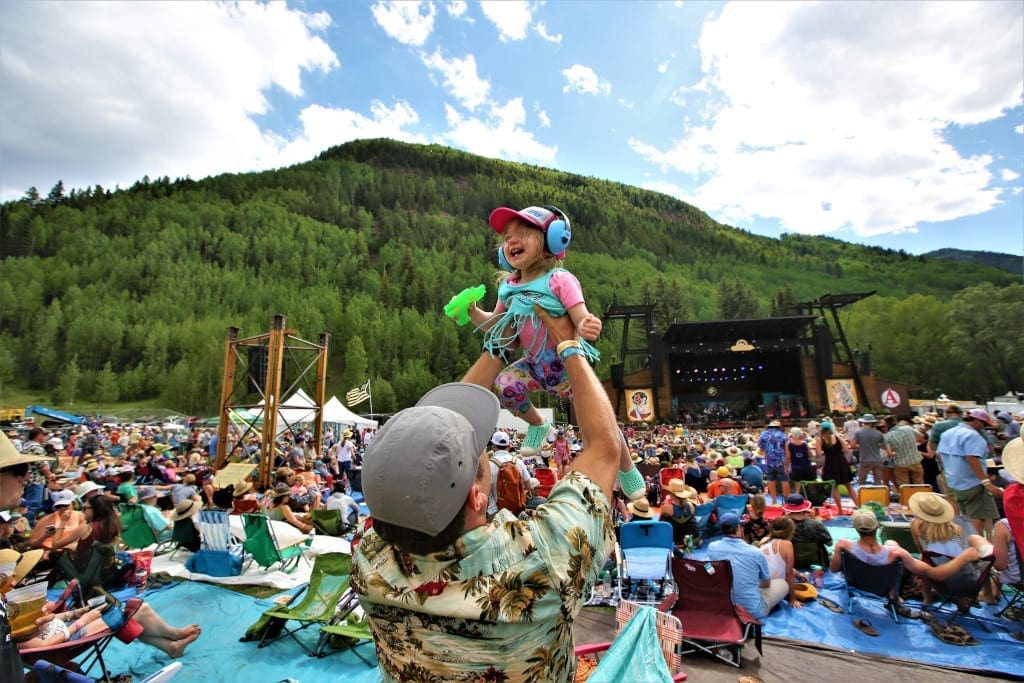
[757, 420, 790, 506]
[353, 308, 625, 682]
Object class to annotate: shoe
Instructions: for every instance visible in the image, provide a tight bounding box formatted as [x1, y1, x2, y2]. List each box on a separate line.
[818, 597, 845, 614]
[853, 618, 879, 636]
[520, 423, 553, 456]
[886, 600, 920, 619]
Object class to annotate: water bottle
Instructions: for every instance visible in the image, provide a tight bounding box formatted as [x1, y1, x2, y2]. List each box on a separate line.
[598, 570, 610, 599]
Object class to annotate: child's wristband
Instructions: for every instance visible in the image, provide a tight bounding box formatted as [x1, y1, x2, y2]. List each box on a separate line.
[618, 466, 647, 501]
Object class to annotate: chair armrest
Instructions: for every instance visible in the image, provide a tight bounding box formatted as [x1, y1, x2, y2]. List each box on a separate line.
[733, 602, 762, 626]
[574, 641, 612, 656]
[657, 593, 677, 613]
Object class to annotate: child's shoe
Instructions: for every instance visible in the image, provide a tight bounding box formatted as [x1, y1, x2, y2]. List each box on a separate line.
[520, 423, 553, 456]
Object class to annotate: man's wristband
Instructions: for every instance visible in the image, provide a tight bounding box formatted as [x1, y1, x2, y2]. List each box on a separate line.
[556, 339, 584, 363]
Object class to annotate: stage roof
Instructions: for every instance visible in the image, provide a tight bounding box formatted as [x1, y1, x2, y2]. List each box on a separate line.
[662, 315, 819, 345]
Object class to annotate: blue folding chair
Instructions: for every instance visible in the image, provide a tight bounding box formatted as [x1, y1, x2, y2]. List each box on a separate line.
[615, 520, 674, 603]
[693, 502, 715, 543]
[713, 494, 749, 519]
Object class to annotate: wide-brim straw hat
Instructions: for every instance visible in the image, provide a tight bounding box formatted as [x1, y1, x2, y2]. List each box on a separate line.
[665, 478, 698, 501]
[170, 499, 200, 522]
[628, 499, 656, 519]
[0, 548, 44, 586]
[1002, 437, 1023, 484]
[0, 432, 49, 470]
[793, 582, 818, 601]
[908, 491, 954, 524]
[232, 481, 253, 498]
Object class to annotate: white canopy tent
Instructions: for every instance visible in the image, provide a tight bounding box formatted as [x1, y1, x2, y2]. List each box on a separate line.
[323, 395, 378, 431]
[254, 388, 317, 431]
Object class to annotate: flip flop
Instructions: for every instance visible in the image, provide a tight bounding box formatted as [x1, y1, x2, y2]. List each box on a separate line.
[887, 600, 920, 619]
[853, 618, 879, 636]
[930, 620, 979, 646]
[818, 597, 845, 614]
[919, 610, 937, 626]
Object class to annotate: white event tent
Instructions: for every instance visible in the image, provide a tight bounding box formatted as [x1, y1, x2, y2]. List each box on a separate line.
[323, 395, 378, 430]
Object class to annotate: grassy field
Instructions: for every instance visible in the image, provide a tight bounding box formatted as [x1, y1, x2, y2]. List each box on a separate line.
[0, 384, 181, 420]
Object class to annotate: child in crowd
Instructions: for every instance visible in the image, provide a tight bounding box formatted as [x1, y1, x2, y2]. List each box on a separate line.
[460, 205, 602, 456]
[743, 494, 770, 545]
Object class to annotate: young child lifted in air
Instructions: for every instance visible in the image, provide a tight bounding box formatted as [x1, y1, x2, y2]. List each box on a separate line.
[447, 204, 647, 500]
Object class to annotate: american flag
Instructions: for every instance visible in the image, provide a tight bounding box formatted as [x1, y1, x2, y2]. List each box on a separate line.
[346, 381, 371, 407]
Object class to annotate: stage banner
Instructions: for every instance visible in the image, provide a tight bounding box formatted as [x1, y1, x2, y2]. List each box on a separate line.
[826, 378, 858, 413]
[627, 389, 655, 423]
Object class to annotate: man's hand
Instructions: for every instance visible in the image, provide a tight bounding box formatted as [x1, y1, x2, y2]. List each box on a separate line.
[534, 305, 577, 347]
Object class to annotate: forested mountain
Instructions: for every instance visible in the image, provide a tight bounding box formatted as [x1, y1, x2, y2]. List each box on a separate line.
[922, 248, 1022, 276]
[1, 138, 1020, 414]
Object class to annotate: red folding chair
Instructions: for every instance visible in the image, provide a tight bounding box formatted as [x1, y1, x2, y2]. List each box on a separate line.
[534, 467, 559, 498]
[659, 467, 684, 490]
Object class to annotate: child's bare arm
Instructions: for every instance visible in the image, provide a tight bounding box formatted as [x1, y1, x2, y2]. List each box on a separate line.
[467, 301, 498, 329]
[566, 302, 602, 341]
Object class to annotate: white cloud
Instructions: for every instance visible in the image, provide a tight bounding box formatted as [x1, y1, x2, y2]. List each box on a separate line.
[440, 98, 557, 165]
[480, 0, 532, 42]
[537, 108, 551, 128]
[0, 1, 339, 199]
[370, 0, 436, 47]
[630, 1, 1023, 238]
[446, 1, 469, 20]
[562, 65, 612, 96]
[1002, 168, 1022, 181]
[618, 98, 635, 110]
[278, 102, 429, 164]
[421, 50, 490, 111]
[1016, 124, 1024, 134]
[536, 22, 562, 44]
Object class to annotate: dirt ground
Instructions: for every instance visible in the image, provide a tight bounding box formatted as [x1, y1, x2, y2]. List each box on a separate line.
[572, 606, 1011, 682]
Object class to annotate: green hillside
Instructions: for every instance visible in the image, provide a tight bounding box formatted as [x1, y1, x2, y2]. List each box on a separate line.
[1, 138, 1020, 414]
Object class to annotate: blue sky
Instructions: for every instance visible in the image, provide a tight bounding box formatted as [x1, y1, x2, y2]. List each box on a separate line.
[2, 1, 1022, 256]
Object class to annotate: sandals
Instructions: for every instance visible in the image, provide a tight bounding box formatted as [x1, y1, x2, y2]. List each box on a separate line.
[853, 618, 879, 637]
[930, 620, 979, 646]
[886, 600, 920, 619]
[818, 597, 845, 614]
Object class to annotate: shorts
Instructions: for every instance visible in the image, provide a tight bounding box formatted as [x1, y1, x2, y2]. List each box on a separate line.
[790, 467, 817, 484]
[952, 484, 998, 521]
[765, 465, 789, 483]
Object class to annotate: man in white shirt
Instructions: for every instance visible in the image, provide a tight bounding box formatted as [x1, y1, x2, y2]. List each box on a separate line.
[488, 431, 530, 517]
[325, 481, 361, 527]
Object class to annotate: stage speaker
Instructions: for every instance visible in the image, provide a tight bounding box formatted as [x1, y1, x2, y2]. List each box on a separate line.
[812, 323, 833, 380]
[248, 346, 268, 393]
[648, 333, 664, 388]
[860, 350, 872, 375]
[610, 363, 624, 389]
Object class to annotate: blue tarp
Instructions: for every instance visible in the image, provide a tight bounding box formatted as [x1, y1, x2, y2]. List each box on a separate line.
[25, 405, 85, 425]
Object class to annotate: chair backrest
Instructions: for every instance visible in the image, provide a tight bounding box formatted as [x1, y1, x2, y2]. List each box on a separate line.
[693, 502, 715, 538]
[535, 467, 558, 498]
[242, 513, 283, 568]
[714, 494, 749, 518]
[801, 480, 834, 507]
[172, 518, 201, 552]
[197, 509, 233, 551]
[841, 550, 902, 598]
[923, 551, 996, 598]
[660, 467, 684, 488]
[119, 503, 157, 549]
[670, 557, 736, 617]
[619, 520, 674, 550]
[899, 484, 933, 508]
[310, 508, 346, 537]
[858, 485, 889, 507]
[792, 540, 828, 570]
[231, 498, 260, 515]
[273, 552, 351, 620]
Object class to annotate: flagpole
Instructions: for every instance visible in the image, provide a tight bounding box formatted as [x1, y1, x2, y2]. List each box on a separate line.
[367, 378, 373, 419]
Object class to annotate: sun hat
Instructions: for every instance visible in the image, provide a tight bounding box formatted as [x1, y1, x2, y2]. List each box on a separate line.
[269, 482, 291, 499]
[0, 432, 49, 471]
[152, 443, 170, 453]
[908, 491, 954, 524]
[232, 481, 253, 498]
[630, 453, 642, 464]
[820, 421, 834, 431]
[0, 548, 44, 586]
[665, 478, 697, 501]
[859, 414, 879, 423]
[136, 485, 159, 501]
[718, 512, 742, 530]
[362, 382, 500, 536]
[767, 420, 782, 428]
[793, 582, 819, 601]
[50, 489, 75, 508]
[965, 408, 996, 427]
[75, 481, 105, 501]
[717, 466, 731, 479]
[342, 429, 353, 438]
[851, 507, 880, 533]
[1000, 437, 1023, 483]
[170, 499, 200, 521]
[490, 431, 510, 448]
[782, 494, 812, 513]
[627, 498, 656, 519]
[725, 446, 741, 457]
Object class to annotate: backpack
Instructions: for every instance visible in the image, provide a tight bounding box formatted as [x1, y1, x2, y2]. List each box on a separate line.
[492, 458, 526, 515]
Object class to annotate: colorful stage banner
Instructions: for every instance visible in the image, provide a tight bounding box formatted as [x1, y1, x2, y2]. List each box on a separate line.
[826, 378, 858, 413]
[627, 389, 655, 423]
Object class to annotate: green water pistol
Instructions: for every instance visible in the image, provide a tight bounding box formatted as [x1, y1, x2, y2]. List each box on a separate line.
[444, 284, 486, 326]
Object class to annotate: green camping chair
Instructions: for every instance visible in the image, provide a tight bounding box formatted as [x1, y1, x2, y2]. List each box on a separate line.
[56, 542, 117, 595]
[119, 503, 175, 554]
[316, 587, 376, 664]
[241, 513, 306, 573]
[255, 552, 354, 656]
[169, 518, 201, 559]
[309, 509, 354, 537]
[799, 480, 835, 507]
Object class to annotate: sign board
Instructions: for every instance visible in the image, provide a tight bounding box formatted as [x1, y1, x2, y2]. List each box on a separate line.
[825, 379, 858, 413]
[881, 388, 901, 409]
[627, 389, 655, 423]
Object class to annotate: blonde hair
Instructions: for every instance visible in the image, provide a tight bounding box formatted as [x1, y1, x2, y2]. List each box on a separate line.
[919, 518, 960, 545]
[750, 494, 766, 517]
[495, 219, 563, 285]
[769, 516, 795, 540]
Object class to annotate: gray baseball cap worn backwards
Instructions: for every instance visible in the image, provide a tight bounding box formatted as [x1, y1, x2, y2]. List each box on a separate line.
[362, 382, 500, 536]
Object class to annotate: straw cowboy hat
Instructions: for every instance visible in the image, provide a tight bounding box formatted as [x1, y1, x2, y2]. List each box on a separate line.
[0, 548, 44, 587]
[0, 432, 49, 470]
[665, 478, 698, 501]
[628, 498, 656, 519]
[232, 481, 253, 498]
[908, 491, 954, 524]
[767, 420, 782, 428]
[170, 499, 201, 522]
[793, 582, 818, 601]
[1000, 437, 1023, 484]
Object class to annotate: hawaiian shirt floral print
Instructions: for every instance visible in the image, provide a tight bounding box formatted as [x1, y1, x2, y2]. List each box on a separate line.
[351, 470, 613, 682]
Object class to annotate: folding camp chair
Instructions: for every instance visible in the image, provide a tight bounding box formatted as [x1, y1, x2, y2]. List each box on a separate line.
[242, 513, 306, 573]
[857, 485, 890, 508]
[32, 660, 182, 683]
[533, 467, 559, 498]
[922, 551, 997, 627]
[692, 502, 715, 543]
[792, 540, 829, 571]
[119, 503, 175, 554]
[316, 588, 376, 664]
[800, 480, 835, 508]
[996, 539, 1024, 619]
[878, 521, 917, 554]
[574, 601, 687, 681]
[255, 552, 352, 655]
[660, 467, 684, 492]
[231, 498, 260, 515]
[899, 483, 932, 509]
[659, 557, 762, 668]
[309, 508, 354, 537]
[169, 518, 201, 559]
[713, 494, 748, 519]
[185, 509, 245, 577]
[841, 550, 903, 621]
[615, 520, 674, 604]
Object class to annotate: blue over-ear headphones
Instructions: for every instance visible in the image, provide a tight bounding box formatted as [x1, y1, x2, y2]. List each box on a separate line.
[496, 205, 572, 270]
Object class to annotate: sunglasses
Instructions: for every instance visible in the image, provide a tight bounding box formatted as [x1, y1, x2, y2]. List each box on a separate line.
[1, 463, 30, 477]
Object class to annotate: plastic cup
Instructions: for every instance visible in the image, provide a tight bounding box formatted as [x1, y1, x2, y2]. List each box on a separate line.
[6, 580, 47, 634]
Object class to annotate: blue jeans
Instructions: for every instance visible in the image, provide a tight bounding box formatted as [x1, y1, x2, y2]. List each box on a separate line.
[22, 483, 45, 521]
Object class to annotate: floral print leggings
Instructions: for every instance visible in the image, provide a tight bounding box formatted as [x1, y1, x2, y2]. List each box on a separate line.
[493, 348, 573, 414]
